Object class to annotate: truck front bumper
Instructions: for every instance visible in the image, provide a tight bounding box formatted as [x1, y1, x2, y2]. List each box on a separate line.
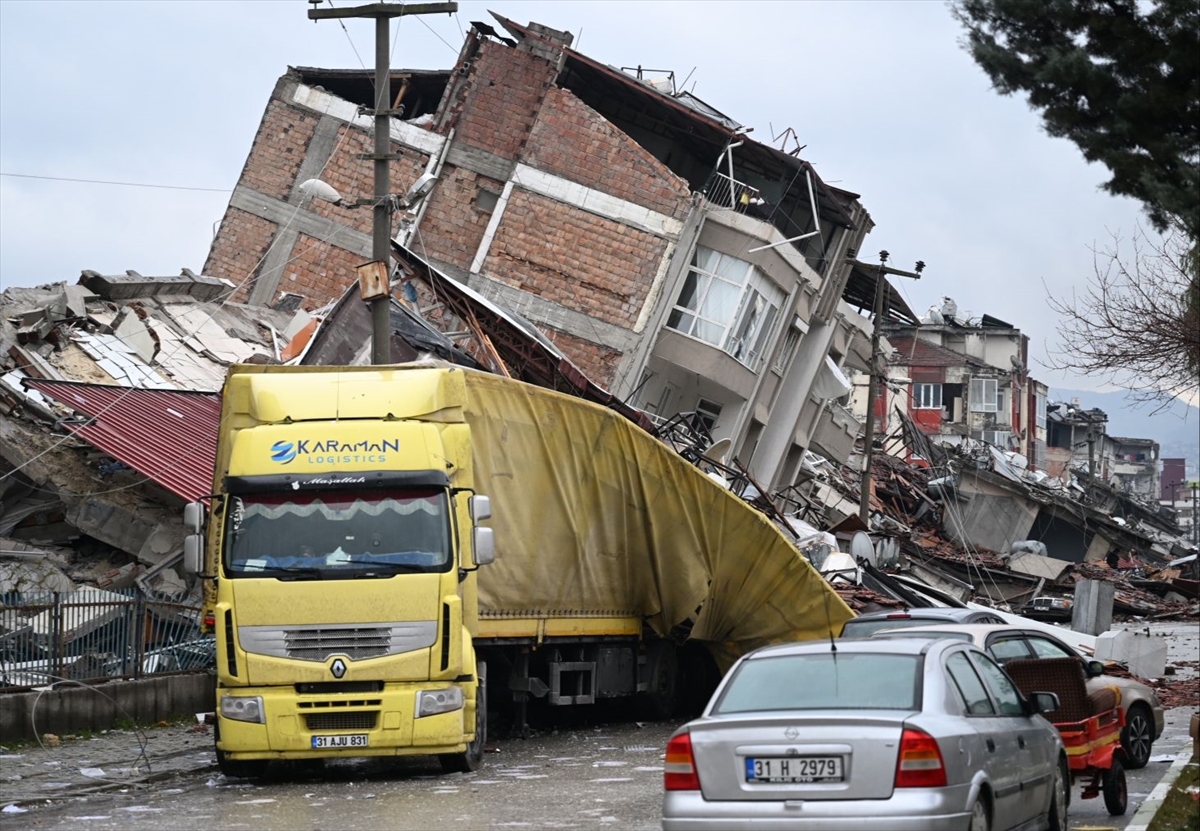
[216, 683, 472, 760]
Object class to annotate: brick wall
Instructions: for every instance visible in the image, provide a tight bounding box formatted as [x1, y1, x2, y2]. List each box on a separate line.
[407, 166, 502, 271]
[454, 39, 555, 160]
[203, 208, 276, 303]
[525, 88, 692, 218]
[275, 233, 370, 310]
[484, 190, 669, 329]
[204, 95, 429, 306]
[239, 100, 321, 201]
[543, 326, 623, 389]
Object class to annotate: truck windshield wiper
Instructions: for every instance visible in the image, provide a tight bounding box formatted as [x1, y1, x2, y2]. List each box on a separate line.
[267, 566, 325, 580]
[344, 558, 429, 575]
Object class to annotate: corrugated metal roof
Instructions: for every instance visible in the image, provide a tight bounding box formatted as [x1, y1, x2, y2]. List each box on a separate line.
[887, 337, 991, 369]
[23, 380, 220, 503]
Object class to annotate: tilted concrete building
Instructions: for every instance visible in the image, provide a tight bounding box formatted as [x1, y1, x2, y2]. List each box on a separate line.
[201, 14, 918, 494]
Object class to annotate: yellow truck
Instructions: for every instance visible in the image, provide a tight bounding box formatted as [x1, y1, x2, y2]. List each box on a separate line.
[184, 363, 850, 777]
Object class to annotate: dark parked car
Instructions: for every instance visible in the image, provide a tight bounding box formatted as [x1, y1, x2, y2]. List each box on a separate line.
[838, 607, 1007, 640]
[662, 638, 1068, 830]
[1021, 596, 1074, 622]
[869, 623, 1165, 769]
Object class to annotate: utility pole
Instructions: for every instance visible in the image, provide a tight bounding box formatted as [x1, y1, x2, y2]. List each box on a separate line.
[308, 2, 457, 365]
[859, 251, 924, 522]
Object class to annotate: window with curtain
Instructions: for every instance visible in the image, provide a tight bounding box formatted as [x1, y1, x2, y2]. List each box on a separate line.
[913, 383, 943, 410]
[969, 378, 999, 412]
[668, 246, 784, 368]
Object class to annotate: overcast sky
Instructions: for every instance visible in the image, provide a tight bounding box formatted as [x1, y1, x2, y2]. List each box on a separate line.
[0, 0, 1164, 401]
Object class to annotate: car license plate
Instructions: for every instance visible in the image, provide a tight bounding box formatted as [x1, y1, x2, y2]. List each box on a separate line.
[311, 734, 368, 749]
[746, 756, 843, 783]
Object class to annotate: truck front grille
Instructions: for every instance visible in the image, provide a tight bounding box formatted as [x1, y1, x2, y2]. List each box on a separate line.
[238, 621, 438, 662]
[286, 627, 390, 661]
[305, 712, 378, 731]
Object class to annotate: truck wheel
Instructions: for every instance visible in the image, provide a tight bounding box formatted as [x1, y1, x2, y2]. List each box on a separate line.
[440, 681, 486, 774]
[214, 723, 269, 780]
[639, 641, 679, 721]
[1102, 755, 1127, 816]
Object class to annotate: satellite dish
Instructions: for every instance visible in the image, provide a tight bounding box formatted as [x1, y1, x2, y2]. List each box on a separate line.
[702, 437, 732, 465]
[850, 531, 876, 568]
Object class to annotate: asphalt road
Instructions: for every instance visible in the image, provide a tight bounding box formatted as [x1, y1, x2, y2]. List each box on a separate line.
[2, 620, 1195, 830]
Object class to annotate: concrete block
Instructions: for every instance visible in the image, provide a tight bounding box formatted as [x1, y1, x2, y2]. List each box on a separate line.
[1095, 628, 1168, 678]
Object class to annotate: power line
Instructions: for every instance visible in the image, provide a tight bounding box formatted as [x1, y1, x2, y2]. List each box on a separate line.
[0, 172, 231, 193]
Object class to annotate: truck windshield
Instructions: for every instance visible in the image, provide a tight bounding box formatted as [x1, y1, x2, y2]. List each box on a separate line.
[223, 488, 452, 578]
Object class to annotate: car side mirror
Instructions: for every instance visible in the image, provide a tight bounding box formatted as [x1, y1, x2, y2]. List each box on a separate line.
[1028, 691, 1059, 715]
[1085, 660, 1105, 678]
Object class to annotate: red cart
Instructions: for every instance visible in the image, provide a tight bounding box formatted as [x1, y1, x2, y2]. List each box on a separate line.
[1005, 657, 1128, 815]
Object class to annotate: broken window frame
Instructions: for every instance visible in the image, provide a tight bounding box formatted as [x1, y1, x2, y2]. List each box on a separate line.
[695, 398, 723, 432]
[771, 317, 805, 375]
[913, 382, 943, 410]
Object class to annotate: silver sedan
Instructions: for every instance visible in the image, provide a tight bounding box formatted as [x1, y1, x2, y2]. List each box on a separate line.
[662, 638, 1069, 831]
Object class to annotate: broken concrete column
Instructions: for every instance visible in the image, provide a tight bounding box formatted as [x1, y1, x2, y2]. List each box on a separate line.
[1071, 578, 1115, 636]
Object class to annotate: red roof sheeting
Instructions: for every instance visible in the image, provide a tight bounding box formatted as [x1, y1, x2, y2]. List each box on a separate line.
[24, 380, 220, 503]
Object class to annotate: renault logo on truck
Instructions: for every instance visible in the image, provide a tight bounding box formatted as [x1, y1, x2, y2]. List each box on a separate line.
[330, 658, 347, 679]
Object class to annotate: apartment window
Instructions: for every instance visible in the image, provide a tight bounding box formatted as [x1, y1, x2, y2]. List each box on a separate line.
[1036, 392, 1047, 429]
[668, 247, 784, 368]
[913, 383, 943, 410]
[772, 317, 804, 375]
[969, 378, 999, 413]
[695, 398, 723, 432]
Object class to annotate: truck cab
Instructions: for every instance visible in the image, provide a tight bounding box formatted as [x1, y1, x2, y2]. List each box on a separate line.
[184, 364, 493, 777]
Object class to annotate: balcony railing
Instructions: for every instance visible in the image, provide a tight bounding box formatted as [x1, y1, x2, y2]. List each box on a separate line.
[704, 172, 762, 213]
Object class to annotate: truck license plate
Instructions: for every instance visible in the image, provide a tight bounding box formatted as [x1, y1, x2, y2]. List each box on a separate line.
[746, 756, 843, 783]
[311, 734, 369, 749]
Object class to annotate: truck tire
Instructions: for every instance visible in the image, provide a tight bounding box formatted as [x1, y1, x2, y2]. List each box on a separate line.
[639, 641, 678, 721]
[214, 723, 269, 780]
[440, 680, 486, 774]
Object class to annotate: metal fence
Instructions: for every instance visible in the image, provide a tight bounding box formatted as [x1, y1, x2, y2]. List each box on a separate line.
[0, 589, 214, 692]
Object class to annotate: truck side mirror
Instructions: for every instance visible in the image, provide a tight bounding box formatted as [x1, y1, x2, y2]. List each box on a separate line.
[183, 501, 203, 533]
[473, 527, 495, 566]
[1085, 659, 1106, 678]
[183, 535, 203, 574]
[470, 494, 491, 522]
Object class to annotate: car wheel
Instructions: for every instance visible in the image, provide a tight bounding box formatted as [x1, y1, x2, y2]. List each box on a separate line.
[1048, 756, 1069, 831]
[1102, 755, 1128, 816]
[967, 796, 990, 831]
[1120, 703, 1153, 769]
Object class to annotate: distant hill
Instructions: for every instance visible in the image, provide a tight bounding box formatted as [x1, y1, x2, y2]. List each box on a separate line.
[1049, 388, 1199, 476]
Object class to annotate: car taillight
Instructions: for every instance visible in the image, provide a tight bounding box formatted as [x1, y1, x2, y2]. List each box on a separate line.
[894, 727, 947, 788]
[664, 731, 700, 791]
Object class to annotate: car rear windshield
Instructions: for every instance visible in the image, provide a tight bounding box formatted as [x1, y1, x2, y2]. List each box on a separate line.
[840, 617, 950, 639]
[712, 653, 921, 713]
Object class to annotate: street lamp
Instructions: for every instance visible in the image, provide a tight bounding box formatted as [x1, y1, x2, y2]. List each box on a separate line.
[299, 175, 438, 363]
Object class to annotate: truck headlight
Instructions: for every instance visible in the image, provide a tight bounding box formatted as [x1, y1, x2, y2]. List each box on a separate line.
[416, 687, 463, 718]
[220, 695, 265, 724]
